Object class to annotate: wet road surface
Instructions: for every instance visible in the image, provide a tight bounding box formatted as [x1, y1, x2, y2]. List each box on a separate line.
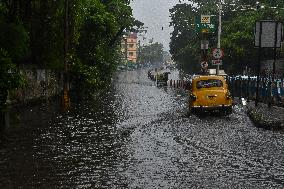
[0, 69, 284, 188]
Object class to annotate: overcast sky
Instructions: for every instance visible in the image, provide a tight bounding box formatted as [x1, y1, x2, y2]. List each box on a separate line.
[130, 0, 184, 52]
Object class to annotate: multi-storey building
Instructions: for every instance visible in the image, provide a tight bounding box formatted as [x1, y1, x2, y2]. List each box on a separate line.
[121, 32, 138, 64]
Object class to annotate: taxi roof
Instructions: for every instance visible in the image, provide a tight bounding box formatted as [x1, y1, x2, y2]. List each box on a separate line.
[192, 75, 226, 81]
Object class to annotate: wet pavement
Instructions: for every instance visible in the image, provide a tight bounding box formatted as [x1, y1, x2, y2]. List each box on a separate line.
[0, 69, 284, 188]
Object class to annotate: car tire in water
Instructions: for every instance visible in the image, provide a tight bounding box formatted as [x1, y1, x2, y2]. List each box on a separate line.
[188, 106, 192, 116]
[222, 107, 232, 115]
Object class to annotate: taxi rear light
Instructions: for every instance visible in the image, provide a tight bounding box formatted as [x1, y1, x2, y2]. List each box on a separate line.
[226, 93, 232, 100]
[191, 94, 197, 101]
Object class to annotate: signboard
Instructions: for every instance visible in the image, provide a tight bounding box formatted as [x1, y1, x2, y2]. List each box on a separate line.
[255, 21, 283, 48]
[195, 15, 216, 34]
[201, 61, 208, 69]
[201, 15, 211, 24]
[201, 40, 209, 49]
[212, 59, 222, 66]
[212, 48, 224, 59]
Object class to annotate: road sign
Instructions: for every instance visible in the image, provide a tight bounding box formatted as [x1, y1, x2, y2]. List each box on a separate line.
[212, 59, 222, 66]
[212, 48, 224, 59]
[201, 40, 209, 50]
[255, 21, 283, 48]
[201, 15, 210, 24]
[195, 15, 216, 34]
[201, 61, 208, 69]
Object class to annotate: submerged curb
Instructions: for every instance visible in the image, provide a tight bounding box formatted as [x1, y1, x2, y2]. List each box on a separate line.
[247, 104, 284, 131]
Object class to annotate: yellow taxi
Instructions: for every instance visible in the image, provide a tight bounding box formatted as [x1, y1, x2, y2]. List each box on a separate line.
[188, 75, 232, 115]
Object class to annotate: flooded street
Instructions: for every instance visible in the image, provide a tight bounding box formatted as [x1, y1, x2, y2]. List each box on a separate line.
[1, 69, 284, 188]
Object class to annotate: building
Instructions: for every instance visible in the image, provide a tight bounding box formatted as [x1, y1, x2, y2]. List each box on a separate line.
[121, 32, 138, 64]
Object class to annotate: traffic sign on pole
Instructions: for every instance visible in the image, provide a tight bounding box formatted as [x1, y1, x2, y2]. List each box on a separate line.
[201, 40, 209, 49]
[212, 59, 222, 66]
[201, 61, 208, 69]
[212, 48, 224, 59]
[195, 15, 216, 34]
[201, 15, 211, 24]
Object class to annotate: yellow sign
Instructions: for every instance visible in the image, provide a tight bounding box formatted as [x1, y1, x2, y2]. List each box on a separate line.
[201, 29, 209, 33]
[201, 15, 210, 24]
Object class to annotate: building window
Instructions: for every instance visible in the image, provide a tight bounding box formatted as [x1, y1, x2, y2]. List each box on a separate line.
[129, 52, 134, 56]
[128, 44, 134, 48]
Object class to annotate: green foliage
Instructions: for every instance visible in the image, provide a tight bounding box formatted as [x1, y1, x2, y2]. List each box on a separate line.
[0, 8, 27, 93]
[72, 60, 101, 87]
[78, 1, 118, 65]
[0, 20, 29, 63]
[0, 48, 26, 90]
[0, 0, 141, 91]
[75, 0, 139, 88]
[169, 3, 201, 73]
[170, 0, 284, 75]
[221, 11, 258, 73]
[139, 42, 164, 64]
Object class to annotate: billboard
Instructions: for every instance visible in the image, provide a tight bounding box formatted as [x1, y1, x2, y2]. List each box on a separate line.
[255, 21, 283, 48]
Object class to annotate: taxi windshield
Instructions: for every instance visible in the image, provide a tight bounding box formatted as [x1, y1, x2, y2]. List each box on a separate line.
[196, 79, 223, 89]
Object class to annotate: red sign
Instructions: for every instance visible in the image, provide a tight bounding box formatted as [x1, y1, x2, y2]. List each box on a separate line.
[212, 59, 222, 65]
[212, 48, 224, 59]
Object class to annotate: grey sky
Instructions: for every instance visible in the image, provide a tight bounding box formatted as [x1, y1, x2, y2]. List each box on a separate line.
[130, 0, 184, 52]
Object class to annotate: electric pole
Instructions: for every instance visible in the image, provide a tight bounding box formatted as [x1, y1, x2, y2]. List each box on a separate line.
[217, 0, 222, 75]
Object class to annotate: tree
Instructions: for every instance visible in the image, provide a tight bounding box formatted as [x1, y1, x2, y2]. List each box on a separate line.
[0, 3, 28, 110]
[169, 3, 200, 73]
[0, 0, 142, 92]
[139, 42, 164, 65]
[169, 0, 284, 75]
[74, 0, 142, 89]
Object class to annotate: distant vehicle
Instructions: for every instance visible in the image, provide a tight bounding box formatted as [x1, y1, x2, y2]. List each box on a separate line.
[117, 65, 126, 70]
[148, 69, 156, 80]
[148, 68, 171, 86]
[188, 75, 233, 115]
[156, 72, 170, 86]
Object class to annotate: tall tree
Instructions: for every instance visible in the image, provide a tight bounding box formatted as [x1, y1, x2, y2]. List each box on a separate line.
[139, 42, 164, 64]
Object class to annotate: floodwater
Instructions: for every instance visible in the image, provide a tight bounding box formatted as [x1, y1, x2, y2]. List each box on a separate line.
[0, 69, 283, 188]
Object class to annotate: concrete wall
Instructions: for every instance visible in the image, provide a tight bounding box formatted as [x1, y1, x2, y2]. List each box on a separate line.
[8, 69, 64, 104]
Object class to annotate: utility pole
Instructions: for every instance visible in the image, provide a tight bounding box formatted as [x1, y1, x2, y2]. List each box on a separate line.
[124, 36, 128, 70]
[217, 0, 222, 75]
[255, 22, 262, 107]
[137, 40, 141, 68]
[63, 0, 70, 111]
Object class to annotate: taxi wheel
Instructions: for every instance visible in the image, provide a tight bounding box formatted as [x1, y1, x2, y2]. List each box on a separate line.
[227, 107, 233, 114]
[220, 109, 225, 115]
[222, 107, 232, 115]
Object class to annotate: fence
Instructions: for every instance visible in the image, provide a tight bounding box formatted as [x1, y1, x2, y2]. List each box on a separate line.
[228, 77, 284, 105]
[167, 79, 191, 90]
[149, 69, 284, 106]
